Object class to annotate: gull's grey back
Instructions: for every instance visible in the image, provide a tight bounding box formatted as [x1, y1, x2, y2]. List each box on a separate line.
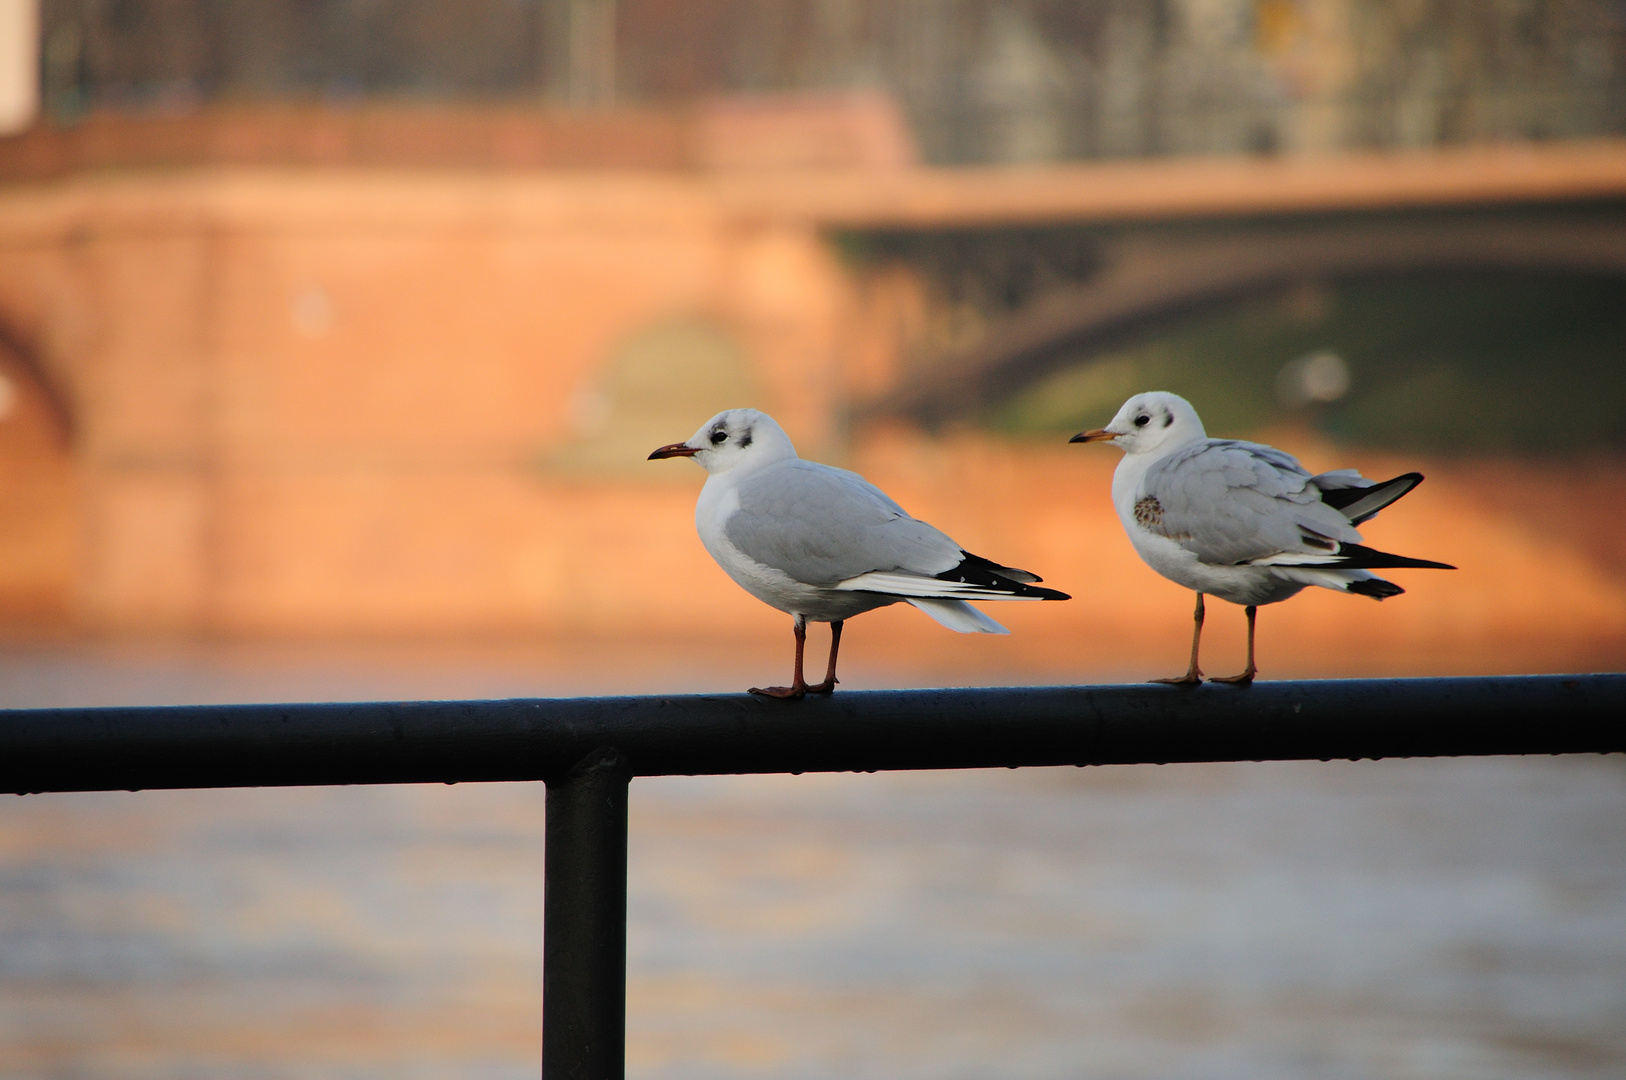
[725, 460, 963, 586]
[1142, 439, 1360, 564]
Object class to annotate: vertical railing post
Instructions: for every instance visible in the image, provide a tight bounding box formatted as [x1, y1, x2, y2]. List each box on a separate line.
[543, 748, 631, 1080]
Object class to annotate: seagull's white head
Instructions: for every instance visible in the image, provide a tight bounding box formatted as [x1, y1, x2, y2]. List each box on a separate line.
[647, 408, 798, 475]
[1070, 391, 1206, 455]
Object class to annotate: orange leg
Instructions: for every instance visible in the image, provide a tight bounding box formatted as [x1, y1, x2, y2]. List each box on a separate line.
[751, 615, 811, 699]
[1210, 605, 1258, 685]
[1153, 592, 1205, 686]
[803, 620, 842, 695]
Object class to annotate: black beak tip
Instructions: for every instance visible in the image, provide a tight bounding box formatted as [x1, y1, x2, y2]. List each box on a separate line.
[1068, 433, 1087, 444]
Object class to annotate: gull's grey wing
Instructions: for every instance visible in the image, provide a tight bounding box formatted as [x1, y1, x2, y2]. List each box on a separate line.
[725, 460, 964, 586]
[1140, 439, 1362, 565]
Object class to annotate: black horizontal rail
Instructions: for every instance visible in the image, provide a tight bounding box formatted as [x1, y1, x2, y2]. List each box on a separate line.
[4, 673, 1621, 1080]
[2, 674, 1621, 795]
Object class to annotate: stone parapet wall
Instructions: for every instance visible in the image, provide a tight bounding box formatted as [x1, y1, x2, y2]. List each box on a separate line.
[0, 167, 857, 632]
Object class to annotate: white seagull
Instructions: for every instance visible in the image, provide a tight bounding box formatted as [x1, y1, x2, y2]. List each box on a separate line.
[650, 408, 1069, 697]
[1071, 391, 1453, 684]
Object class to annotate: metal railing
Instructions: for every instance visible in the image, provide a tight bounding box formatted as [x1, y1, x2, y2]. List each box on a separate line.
[4, 673, 1623, 1079]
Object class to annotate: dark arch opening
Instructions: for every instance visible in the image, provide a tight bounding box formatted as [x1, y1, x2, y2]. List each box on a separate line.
[978, 268, 1626, 455]
[0, 319, 76, 625]
[0, 318, 72, 448]
[867, 211, 1626, 435]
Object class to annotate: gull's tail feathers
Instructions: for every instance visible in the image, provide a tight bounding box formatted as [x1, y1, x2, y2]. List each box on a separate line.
[906, 597, 1010, 634]
[1272, 567, 1406, 599]
[1347, 576, 1404, 600]
[1315, 472, 1425, 525]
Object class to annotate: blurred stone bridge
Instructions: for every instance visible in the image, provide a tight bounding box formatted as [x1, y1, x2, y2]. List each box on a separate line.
[770, 142, 1626, 426]
[1, 115, 1624, 633]
[856, 209, 1626, 426]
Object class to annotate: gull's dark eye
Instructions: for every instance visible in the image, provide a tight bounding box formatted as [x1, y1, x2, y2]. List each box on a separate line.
[1133, 414, 1150, 428]
[710, 429, 728, 444]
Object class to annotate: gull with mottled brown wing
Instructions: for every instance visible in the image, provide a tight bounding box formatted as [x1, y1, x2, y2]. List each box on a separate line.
[1072, 392, 1454, 684]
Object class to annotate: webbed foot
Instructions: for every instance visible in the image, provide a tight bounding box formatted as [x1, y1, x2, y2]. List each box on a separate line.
[749, 684, 807, 699]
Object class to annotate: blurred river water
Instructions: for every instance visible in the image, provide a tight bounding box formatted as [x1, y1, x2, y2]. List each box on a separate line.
[1, 645, 1623, 1080]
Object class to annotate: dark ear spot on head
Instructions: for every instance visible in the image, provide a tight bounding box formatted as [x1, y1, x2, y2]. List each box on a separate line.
[1163, 412, 1174, 427]
[739, 428, 753, 448]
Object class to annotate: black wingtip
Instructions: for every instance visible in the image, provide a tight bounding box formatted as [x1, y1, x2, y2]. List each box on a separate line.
[1332, 542, 1456, 571]
[941, 553, 1072, 600]
[1319, 471, 1427, 524]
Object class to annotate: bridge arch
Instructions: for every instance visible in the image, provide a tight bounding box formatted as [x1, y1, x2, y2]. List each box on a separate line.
[868, 214, 1626, 424]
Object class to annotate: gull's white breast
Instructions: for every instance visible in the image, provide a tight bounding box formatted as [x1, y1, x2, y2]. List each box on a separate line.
[695, 470, 895, 622]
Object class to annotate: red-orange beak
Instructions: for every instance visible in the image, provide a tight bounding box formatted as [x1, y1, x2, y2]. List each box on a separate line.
[648, 442, 699, 460]
[1069, 428, 1117, 444]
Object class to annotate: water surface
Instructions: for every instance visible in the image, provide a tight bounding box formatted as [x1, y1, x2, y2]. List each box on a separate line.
[1, 648, 1621, 1079]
